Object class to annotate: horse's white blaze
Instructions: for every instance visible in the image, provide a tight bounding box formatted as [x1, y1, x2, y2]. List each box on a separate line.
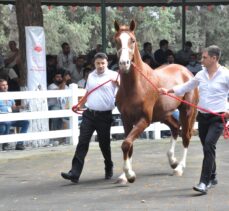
[167, 137, 177, 166]
[119, 32, 131, 72]
[174, 148, 188, 176]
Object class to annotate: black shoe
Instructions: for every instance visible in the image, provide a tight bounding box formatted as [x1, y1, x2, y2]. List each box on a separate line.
[2, 143, 12, 151]
[61, 171, 79, 183]
[193, 182, 207, 194]
[15, 144, 25, 150]
[207, 178, 218, 189]
[105, 168, 113, 180]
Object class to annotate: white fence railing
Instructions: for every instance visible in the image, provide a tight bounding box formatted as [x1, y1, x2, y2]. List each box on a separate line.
[0, 83, 227, 146]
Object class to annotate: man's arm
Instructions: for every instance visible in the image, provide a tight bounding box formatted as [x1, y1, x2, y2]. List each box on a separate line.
[4, 51, 19, 66]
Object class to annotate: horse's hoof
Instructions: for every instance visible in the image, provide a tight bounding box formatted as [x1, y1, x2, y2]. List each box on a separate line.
[171, 162, 179, 169]
[114, 178, 128, 185]
[127, 176, 136, 183]
[173, 169, 183, 176]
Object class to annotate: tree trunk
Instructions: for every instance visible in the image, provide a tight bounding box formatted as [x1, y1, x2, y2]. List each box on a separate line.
[15, 0, 43, 86]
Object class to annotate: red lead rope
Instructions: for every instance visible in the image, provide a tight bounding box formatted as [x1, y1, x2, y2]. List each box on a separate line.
[131, 62, 229, 139]
[72, 72, 120, 115]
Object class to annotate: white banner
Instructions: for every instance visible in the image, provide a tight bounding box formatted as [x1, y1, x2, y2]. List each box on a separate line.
[25, 26, 49, 147]
[26, 26, 47, 91]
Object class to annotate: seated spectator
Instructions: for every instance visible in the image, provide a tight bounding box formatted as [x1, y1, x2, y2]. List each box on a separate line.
[142, 54, 153, 67]
[57, 42, 77, 74]
[48, 72, 64, 130]
[86, 44, 102, 64]
[166, 52, 175, 64]
[141, 42, 157, 68]
[0, 79, 29, 150]
[154, 39, 174, 68]
[108, 54, 119, 71]
[46, 55, 57, 86]
[4, 41, 20, 71]
[175, 41, 194, 66]
[71, 55, 85, 84]
[186, 53, 203, 76]
[78, 67, 92, 89]
[0, 52, 20, 92]
[48, 72, 70, 144]
[4, 41, 21, 88]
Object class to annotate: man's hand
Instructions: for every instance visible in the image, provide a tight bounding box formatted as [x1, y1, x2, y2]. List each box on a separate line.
[158, 88, 169, 95]
[224, 111, 229, 119]
[111, 79, 119, 87]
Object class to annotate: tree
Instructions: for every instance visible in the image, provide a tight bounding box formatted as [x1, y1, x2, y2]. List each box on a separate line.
[15, 0, 43, 86]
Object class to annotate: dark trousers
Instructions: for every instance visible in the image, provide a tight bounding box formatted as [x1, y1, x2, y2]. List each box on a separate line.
[0, 120, 29, 145]
[71, 109, 113, 178]
[197, 112, 224, 185]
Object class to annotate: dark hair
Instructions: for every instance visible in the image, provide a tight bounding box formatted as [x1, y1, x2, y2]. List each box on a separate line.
[63, 71, 71, 77]
[185, 41, 192, 47]
[94, 52, 108, 60]
[159, 39, 168, 47]
[0, 78, 7, 83]
[142, 54, 152, 61]
[143, 42, 152, 49]
[61, 42, 69, 49]
[204, 45, 221, 60]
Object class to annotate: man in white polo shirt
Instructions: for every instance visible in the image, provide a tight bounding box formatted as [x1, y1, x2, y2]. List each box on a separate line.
[61, 52, 119, 183]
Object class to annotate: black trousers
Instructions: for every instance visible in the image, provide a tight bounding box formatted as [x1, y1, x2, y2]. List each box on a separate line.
[197, 112, 224, 185]
[71, 109, 113, 178]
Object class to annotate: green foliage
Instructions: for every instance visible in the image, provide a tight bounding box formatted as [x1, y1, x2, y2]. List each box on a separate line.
[0, 4, 229, 65]
[43, 6, 90, 55]
[0, 5, 11, 53]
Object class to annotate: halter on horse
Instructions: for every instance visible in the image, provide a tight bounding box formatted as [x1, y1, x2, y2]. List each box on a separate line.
[114, 20, 199, 184]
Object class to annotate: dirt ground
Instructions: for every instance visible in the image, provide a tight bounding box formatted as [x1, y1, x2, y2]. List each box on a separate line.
[0, 137, 229, 211]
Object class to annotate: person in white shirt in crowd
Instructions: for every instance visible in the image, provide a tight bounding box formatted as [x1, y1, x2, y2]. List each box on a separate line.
[4, 41, 20, 70]
[47, 72, 70, 130]
[77, 67, 92, 89]
[159, 45, 229, 194]
[70, 55, 85, 84]
[57, 42, 77, 74]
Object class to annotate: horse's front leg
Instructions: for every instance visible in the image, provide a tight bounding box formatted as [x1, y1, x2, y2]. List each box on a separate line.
[121, 118, 149, 183]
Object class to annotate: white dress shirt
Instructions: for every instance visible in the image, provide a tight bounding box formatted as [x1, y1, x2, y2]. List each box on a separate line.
[86, 68, 118, 111]
[173, 66, 229, 113]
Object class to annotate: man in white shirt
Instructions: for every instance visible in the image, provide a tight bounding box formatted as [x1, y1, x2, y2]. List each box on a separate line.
[159, 45, 229, 194]
[57, 42, 77, 74]
[61, 52, 119, 183]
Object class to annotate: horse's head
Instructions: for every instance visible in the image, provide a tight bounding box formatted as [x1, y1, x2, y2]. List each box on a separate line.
[114, 20, 136, 73]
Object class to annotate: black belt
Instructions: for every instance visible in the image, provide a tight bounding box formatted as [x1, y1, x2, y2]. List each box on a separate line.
[87, 108, 112, 115]
[198, 112, 224, 118]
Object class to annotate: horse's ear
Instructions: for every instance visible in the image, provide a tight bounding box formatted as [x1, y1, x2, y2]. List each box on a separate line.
[129, 20, 136, 32]
[114, 20, 120, 32]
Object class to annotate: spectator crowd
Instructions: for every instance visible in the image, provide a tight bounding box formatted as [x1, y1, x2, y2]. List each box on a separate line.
[0, 39, 207, 151]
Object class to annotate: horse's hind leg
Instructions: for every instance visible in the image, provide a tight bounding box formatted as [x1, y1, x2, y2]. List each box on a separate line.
[173, 106, 196, 176]
[164, 117, 180, 170]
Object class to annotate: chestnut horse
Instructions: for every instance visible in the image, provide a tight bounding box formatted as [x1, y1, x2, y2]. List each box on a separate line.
[114, 20, 198, 184]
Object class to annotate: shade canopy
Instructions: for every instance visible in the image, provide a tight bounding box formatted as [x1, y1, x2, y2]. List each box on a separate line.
[0, 0, 229, 6]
